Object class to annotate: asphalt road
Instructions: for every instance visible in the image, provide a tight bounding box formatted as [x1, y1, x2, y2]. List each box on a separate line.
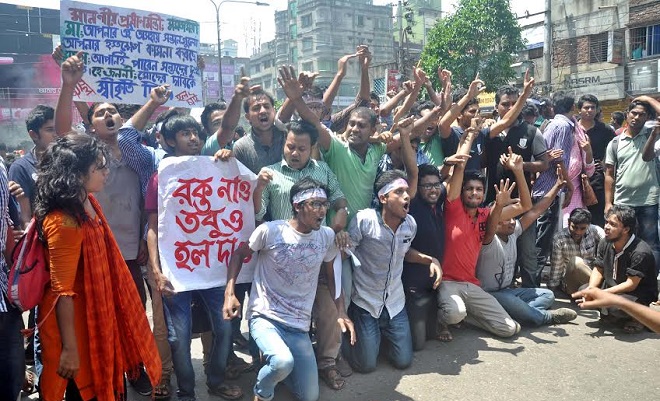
[122, 296, 659, 401]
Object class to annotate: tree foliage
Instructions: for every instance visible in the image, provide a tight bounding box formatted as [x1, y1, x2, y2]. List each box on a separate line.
[420, 0, 524, 92]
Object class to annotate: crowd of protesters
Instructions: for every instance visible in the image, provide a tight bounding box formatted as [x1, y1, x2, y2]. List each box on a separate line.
[1, 44, 659, 401]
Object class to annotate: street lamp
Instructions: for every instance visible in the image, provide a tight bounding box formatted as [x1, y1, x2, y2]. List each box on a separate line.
[209, 0, 269, 101]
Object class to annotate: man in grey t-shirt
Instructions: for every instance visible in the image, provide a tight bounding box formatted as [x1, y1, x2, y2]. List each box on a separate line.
[224, 178, 354, 401]
[477, 170, 577, 327]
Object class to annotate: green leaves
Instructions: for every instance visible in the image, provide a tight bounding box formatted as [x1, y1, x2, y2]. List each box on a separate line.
[420, 0, 524, 92]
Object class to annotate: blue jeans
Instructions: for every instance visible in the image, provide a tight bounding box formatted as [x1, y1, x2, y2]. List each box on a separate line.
[489, 288, 555, 327]
[0, 307, 25, 401]
[342, 303, 413, 373]
[164, 287, 231, 400]
[634, 205, 660, 275]
[249, 317, 318, 401]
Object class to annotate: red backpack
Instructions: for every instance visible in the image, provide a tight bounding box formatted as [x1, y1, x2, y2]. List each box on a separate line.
[8, 219, 57, 335]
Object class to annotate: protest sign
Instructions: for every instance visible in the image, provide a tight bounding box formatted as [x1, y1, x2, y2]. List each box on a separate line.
[158, 157, 257, 291]
[60, 0, 202, 107]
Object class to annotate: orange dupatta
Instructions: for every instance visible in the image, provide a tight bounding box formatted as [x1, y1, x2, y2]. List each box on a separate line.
[82, 195, 161, 399]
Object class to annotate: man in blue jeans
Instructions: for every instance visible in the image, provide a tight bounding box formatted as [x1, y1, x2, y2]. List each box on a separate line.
[224, 178, 355, 401]
[146, 114, 242, 400]
[477, 167, 577, 327]
[342, 170, 441, 373]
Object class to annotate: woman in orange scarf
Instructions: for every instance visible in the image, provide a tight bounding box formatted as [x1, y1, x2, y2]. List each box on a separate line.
[34, 134, 161, 401]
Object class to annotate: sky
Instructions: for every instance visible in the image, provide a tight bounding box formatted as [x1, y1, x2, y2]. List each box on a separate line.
[4, 0, 545, 57]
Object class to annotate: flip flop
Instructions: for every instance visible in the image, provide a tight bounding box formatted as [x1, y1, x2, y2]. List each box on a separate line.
[623, 320, 645, 334]
[208, 383, 243, 400]
[318, 366, 346, 390]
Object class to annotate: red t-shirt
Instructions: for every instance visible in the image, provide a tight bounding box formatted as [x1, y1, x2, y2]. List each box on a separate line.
[144, 173, 159, 214]
[442, 198, 490, 285]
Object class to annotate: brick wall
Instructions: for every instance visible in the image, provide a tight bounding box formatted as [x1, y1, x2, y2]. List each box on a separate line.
[629, 0, 660, 27]
[553, 36, 589, 68]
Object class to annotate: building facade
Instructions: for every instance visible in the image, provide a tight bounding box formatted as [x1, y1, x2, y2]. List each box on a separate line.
[249, 0, 394, 108]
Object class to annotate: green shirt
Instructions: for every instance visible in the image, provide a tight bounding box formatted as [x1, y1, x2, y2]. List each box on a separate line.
[322, 135, 386, 222]
[257, 158, 345, 221]
[420, 135, 445, 167]
[605, 127, 659, 206]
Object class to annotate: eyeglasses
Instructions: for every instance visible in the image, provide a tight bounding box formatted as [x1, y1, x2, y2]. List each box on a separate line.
[305, 200, 331, 210]
[419, 183, 442, 190]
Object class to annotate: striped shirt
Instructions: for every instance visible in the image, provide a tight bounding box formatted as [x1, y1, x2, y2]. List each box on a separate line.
[549, 224, 604, 288]
[117, 120, 158, 197]
[256, 159, 345, 221]
[532, 114, 574, 198]
[1, 158, 10, 312]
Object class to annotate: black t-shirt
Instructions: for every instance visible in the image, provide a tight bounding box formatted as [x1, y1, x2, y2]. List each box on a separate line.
[485, 120, 541, 203]
[594, 236, 659, 305]
[402, 187, 447, 292]
[443, 126, 489, 171]
[585, 121, 616, 190]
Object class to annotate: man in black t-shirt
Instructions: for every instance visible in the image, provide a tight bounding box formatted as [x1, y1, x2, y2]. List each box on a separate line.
[587, 205, 658, 332]
[577, 94, 615, 227]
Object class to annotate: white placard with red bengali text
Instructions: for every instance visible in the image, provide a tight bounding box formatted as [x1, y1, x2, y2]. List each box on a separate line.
[158, 156, 257, 291]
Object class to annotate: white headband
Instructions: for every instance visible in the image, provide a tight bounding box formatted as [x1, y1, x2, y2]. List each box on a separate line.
[292, 188, 327, 204]
[377, 178, 409, 197]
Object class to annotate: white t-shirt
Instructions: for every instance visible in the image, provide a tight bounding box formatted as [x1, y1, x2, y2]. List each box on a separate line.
[476, 221, 523, 292]
[247, 220, 337, 331]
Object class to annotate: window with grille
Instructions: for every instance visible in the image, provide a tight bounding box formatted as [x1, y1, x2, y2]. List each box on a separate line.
[631, 24, 660, 59]
[589, 33, 608, 63]
[302, 38, 313, 51]
[528, 47, 543, 59]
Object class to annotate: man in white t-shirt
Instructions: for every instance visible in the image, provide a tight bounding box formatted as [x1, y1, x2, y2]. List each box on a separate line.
[477, 168, 577, 327]
[224, 177, 355, 401]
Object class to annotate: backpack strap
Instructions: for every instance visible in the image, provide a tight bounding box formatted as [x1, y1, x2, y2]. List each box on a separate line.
[20, 294, 60, 338]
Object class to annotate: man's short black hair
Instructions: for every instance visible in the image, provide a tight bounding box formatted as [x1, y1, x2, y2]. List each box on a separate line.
[303, 86, 324, 101]
[290, 177, 327, 216]
[26, 105, 55, 133]
[418, 163, 441, 183]
[462, 170, 486, 190]
[350, 107, 378, 128]
[552, 91, 575, 115]
[116, 104, 141, 120]
[568, 208, 592, 225]
[286, 120, 319, 146]
[243, 89, 275, 113]
[495, 85, 519, 106]
[161, 115, 205, 143]
[201, 102, 227, 134]
[577, 94, 600, 110]
[606, 205, 637, 235]
[411, 100, 435, 117]
[628, 100, 656, 120]
[611, 111, 625, 126]
[452, 88, 468, 104]
[521, 102, 539, 118]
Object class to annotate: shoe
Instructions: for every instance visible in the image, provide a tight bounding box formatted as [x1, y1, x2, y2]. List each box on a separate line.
[335, 355, 353, 377]
[128, 367, 153, 396]
[233, 333, 249, 349]
[551, 308, 578, 324]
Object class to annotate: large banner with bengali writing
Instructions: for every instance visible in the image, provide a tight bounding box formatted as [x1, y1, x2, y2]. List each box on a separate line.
[158, 157, 257, 291]
[60, 0, 203, 107]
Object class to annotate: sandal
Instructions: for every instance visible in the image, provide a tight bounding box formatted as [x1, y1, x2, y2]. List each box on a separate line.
[154, 377, 171, 400]
[22, 370, 37, 395]
[623, 320, 645, 334]
[318, 366, 346, 390]
[208, 383, 243, 400]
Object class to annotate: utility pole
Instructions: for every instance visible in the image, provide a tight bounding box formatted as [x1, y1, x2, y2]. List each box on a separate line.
[544, 0, 552, 92]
